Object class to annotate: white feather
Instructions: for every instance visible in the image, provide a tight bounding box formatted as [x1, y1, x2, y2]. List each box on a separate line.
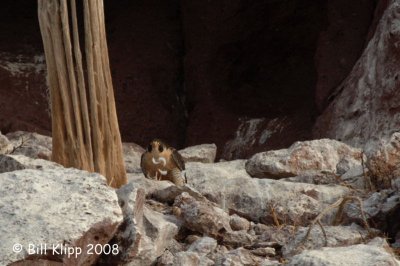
[158, 169, 168, 175]
[152, 156, 167, 166]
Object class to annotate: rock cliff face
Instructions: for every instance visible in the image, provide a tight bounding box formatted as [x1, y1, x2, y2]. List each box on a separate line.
[314, 0, 400, 152]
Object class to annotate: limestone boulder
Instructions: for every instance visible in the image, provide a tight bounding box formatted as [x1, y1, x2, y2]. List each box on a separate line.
[282, 224, 371, 257]
[128, 173, 205, 204]
[127, 173, 173, 196]
[4, 131, 146, 174]
[186, 160, 349, 225]
[0, 168, 122, 266]
[0, 131, 13, 154]
[288, 237, 400, 266]
[98, 182, 145, 265]
[123, 142, 145, 174]
[173, 192, 232, 238]
[127, 207, 181, 265]
[245, 139, 363, 179]
[0, 154, 61, 173]
[343, 189, 400, 245]
[6, 131, 52, 159]
[112, 180, 181, 265]
[179, 143, 217, 163]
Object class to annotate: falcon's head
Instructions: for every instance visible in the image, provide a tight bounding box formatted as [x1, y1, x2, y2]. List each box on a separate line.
[147, 139, 168, 157]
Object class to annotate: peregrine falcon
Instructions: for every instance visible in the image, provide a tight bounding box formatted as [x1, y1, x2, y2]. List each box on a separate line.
[141, 139, 186, 186]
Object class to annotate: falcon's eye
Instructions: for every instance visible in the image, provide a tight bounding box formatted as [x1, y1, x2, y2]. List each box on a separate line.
[158, 145, 164, 152]
[147, 144, 152, 152]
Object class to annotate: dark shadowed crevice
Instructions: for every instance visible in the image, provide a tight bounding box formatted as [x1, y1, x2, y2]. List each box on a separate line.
[174, 1, 188, 148]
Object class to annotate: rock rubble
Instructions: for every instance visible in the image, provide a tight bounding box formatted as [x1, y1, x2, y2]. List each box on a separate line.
[0, 131, 399, 265]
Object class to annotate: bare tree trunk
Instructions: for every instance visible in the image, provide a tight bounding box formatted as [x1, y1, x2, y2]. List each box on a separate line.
[38, 0, 127, 188]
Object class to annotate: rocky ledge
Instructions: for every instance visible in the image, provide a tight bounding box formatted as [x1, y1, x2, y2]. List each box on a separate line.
[0, 131, 399, 265]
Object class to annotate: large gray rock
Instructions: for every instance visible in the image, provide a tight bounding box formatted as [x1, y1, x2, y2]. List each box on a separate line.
[99, 182, 145, 265]
[0, 168, 122, 266]
[0, 154, 61, 173]
[128, 173, 206, 204]
[123, 142, 145, 174]
[128, 207, 181, 265]
[179, 144, 217, 163]
[186, 160, 349, 225]
[128, 173, 173, 196]
[245, 139, 363, 179]
[111, 182, 181, 266]
[6, 131, 52, 159]
[343, 190, 400, 242]
[0, 131, 13, 154]
[5, 131, 146, 174]
[345, 191, 399, 221]
[288, 237, 400, 266]
[282, 224, 370, 257]
[174, 192, 232, 238]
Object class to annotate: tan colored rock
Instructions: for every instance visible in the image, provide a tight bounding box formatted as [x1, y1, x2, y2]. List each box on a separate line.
[179, 143, 217, 163]
[246, 139, 363, 179]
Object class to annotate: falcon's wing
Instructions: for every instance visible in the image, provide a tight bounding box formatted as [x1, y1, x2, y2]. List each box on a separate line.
[171, 149, 185, 171]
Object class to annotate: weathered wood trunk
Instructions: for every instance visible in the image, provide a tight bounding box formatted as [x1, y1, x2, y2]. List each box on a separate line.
[38, 0, 127, 188]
